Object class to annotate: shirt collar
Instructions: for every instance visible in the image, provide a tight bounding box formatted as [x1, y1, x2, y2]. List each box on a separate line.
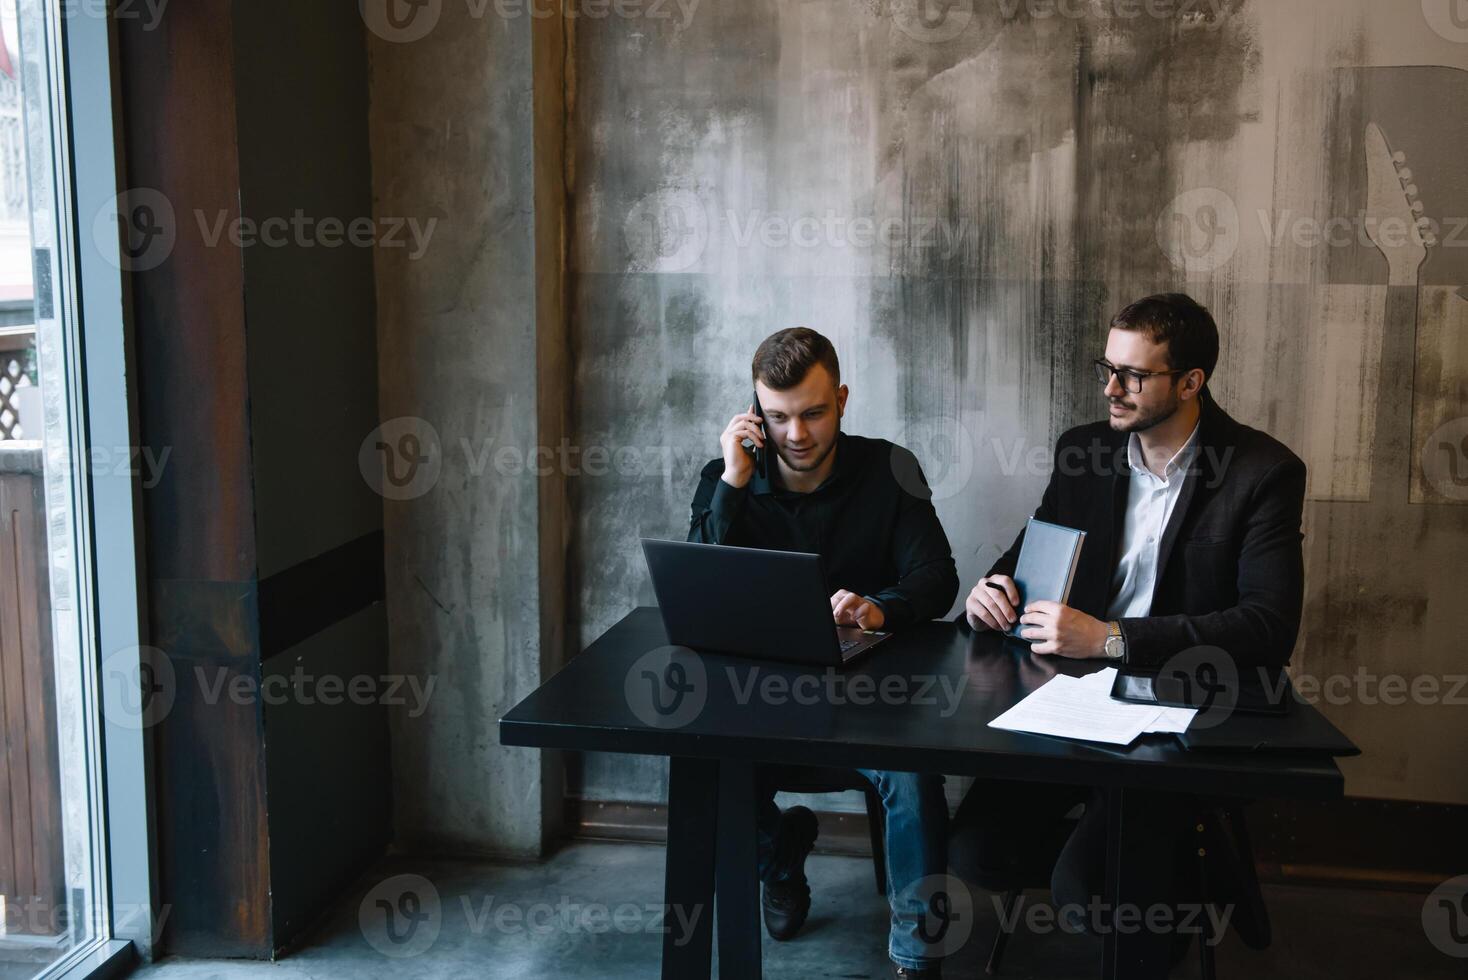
[1125, 417, 1201, 483]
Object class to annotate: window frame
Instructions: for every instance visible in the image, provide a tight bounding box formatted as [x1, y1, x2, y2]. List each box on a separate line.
[28, 3, 157, 977]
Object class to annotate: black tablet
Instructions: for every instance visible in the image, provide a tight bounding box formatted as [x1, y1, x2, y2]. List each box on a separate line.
[1110, 666, 1293, 716]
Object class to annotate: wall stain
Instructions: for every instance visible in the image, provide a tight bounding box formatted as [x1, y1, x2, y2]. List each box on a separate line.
[567, 0, 1468, 806]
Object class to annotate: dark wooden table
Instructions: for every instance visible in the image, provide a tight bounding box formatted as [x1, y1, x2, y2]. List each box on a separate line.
[499, 607, 1347, 979]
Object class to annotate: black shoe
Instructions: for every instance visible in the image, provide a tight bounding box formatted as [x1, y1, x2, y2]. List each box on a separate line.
[761, 806, 818, 941]
[893, 964, 942, 979]
[770, 804, 819, 877]
[762, 874, 812, 941]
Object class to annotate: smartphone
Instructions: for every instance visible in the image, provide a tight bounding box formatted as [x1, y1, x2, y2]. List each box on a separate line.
[750, 390, 769, 479]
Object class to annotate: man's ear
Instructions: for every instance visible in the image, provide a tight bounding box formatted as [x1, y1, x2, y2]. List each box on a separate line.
[1180, 369, 1204, 401]
[837, 383, 849, 416]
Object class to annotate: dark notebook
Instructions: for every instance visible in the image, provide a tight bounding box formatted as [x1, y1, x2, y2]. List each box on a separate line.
[1177, 703, 1360, 756]
[1008, 518, 1086, 640]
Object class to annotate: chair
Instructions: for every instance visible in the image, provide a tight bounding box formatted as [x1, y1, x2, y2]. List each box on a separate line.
[956, 812, 1080, 975]
[761, 764, 889, 896]
[975, 803, 1270, 977]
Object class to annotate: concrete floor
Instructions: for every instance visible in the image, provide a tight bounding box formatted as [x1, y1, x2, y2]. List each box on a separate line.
[120, 841, 1456, 980]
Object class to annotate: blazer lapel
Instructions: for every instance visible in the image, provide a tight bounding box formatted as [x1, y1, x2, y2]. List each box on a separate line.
[1152, 467, 1199, 609]
[1149, 395, 1221, 609]
[1108, 452, 1129, 554]
[1082, 434, 1128, 617]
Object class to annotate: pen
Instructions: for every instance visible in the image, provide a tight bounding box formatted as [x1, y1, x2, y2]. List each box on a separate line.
[986, 580, 1018, 627]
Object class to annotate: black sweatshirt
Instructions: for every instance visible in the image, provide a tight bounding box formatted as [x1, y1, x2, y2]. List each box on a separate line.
[686, 432, 959, 629]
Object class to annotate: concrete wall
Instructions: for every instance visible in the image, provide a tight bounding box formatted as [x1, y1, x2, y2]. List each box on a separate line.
[366, 3, 567, 856]
[566, 0, 1468, 807]
[363, 0, 1468, 847]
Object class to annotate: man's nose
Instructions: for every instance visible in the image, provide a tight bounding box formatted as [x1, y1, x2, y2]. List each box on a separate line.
[1104, 374, 1126, 399]
[788, 419, 808, 442]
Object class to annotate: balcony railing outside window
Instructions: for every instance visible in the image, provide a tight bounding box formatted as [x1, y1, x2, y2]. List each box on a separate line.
[0, 319, 36, 440]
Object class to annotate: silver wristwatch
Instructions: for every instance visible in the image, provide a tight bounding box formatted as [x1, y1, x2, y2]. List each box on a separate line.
[1104, 621, 1126, 661]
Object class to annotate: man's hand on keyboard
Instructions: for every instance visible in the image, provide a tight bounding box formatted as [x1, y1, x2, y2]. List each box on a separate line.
[830, 589, 885, 630]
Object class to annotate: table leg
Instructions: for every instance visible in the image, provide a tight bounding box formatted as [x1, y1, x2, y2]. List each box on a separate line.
[716, 758, 762, 980]
[664, 756, 718, 980]
[1101, 786, 1176, 980]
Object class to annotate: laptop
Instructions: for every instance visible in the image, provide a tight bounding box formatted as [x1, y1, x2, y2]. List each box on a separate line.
[641, 539, 892, 666]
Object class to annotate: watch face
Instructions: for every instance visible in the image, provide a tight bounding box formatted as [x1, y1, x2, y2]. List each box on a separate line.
[1105, 636, 1124, 659]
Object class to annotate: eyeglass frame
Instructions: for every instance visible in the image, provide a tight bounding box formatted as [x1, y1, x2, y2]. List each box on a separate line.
[1092, 358, 1189, 394]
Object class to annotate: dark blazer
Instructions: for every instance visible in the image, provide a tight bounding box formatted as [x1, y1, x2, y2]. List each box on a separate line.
[986, 391, 1306, 670]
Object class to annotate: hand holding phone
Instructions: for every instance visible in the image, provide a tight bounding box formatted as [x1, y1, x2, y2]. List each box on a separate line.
[718, 398, 767, 489]
[750, 390, 768, 480]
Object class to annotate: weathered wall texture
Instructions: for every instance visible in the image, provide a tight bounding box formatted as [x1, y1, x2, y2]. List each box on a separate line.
[568, 0, 1468, 805]
[368, 6, 561, 855]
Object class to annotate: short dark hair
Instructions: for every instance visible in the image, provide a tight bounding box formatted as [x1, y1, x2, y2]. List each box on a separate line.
[1110, 293, 1219, 383]
[751, 327, 841, 390]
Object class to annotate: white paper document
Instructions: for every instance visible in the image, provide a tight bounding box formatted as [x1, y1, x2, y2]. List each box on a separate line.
[988, 668, 1197, 746]
[1146, 706, 1199, 734]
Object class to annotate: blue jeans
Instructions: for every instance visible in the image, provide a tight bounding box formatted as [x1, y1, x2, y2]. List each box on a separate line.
[758, 769, 948, 970]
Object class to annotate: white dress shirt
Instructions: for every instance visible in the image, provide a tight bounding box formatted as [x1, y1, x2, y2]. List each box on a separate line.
[1104, 421, 1202, 621]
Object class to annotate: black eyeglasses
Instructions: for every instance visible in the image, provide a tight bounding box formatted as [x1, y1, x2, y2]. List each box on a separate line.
[1093, 359, 1185, 394]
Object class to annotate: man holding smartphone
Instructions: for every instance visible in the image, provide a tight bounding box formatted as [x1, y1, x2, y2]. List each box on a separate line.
[688, 327, 958, 980]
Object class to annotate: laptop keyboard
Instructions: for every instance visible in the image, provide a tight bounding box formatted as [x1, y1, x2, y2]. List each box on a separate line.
[839, 638, 861, 652]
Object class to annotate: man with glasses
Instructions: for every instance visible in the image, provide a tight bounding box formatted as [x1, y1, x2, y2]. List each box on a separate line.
[950, 293, 1306, 952]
